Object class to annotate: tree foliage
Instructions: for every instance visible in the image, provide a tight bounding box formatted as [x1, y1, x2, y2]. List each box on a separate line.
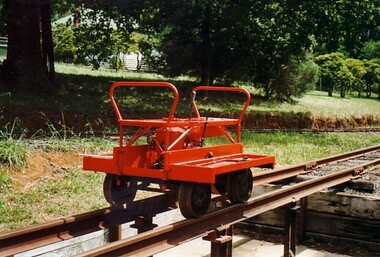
[1, 0, 379, 102]
[310, 0, 380, 57]
[361, 41, 380, 62]
[53, 23, 76, 63]
[137, 0, 320, 102]
[315, 52, 380, 98]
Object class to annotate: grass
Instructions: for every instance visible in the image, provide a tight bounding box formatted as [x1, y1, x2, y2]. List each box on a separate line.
[249, 90, 380, 117]
[0, 63, 379, 231]
[241, 131, 380, 165]
[0, 168, 106, 229]
[1, 63, 379, 135]
[1, 132, 380, 231]
[0, 121, 28, 168]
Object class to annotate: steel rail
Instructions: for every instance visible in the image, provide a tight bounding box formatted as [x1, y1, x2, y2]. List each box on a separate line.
[253, 144, 380, 186]
[75, 154, 380, 257]
[0, 194, 175, 257]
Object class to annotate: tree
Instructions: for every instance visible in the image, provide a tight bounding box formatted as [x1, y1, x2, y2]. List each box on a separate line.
[345, 58, 366, 97]
[361, 41, 380, 61]
[362, 60, 380, 98]
[73, 7, 115, 69]
[141, 0, 223, 85]
[310, 0, 380, 58]
[141, 0, 317, 102]
[53, 23, 76, 63]
[315, 52, 351, 98]
[315, 53, 377, 98]
[69, 1, 146, 70]
[1, 0, 54, 92]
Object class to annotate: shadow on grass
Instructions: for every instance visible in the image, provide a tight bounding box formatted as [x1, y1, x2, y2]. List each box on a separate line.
[0, 72, 200, 134]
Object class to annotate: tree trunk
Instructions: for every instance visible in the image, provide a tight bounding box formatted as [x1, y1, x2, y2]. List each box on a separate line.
[2, 0, 53, 92]
[340, 84, 346, 98]
[199, 4, 212, 86]
[40, 0, 55, 82]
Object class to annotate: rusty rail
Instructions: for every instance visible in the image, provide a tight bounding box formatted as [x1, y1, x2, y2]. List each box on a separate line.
[253, 144, 380, 186]
[75, 150, 380, 256]
[0, 194, 176, 257]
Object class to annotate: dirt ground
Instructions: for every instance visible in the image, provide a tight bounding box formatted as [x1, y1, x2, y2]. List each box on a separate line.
[10, 150, 82, 189]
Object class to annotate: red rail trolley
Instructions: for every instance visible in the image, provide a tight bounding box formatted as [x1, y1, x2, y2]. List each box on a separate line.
[83, 81, 275, 218]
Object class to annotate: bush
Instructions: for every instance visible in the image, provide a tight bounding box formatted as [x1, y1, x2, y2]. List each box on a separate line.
[361, 41, 380, 60]
[268, 56, 319, 103]
[53, 23, 77, 63]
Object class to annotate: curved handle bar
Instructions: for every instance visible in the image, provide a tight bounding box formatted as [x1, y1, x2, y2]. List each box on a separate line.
[191, 86, 251, 122]
[109, 81, 179, 122]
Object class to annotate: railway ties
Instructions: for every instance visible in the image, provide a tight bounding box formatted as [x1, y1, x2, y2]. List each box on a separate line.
[1, 145, 379, 257]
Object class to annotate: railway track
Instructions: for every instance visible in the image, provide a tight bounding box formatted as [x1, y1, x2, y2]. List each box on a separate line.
[1, 145, 379, 257]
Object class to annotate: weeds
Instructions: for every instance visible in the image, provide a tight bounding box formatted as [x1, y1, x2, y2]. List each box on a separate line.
[0, 168, 11, 190]
[0, 119, 27, 168]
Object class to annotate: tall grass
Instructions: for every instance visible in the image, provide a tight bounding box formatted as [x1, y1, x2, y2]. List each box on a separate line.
[0, 121, 27, 168]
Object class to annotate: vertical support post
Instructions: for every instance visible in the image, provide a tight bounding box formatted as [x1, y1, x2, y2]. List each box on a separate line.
[105, 208, 125, 243]
[298, 197, 308, 243]
[284, 202, 299, 257]
[130, 216, 157, 257]
[203, 226, 233, 257]
[108, 224, 122, 242]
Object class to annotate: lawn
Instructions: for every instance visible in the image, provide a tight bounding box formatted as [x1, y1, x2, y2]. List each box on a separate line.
[1, 63, 379, 134]
[1, 131, 380, 231]
[0, 63, 380, 231]
[250, 90, 380, 117]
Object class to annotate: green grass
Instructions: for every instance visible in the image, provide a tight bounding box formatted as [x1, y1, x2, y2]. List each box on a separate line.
[0, 122, 28, 168]
[1, 64, 379, 135]
[0, 64, 379, 231]
[0, 139, 27, 167]
[241, 131, 380, 165]
[0, 169, 106, 230]
[249, 90, 380, 118]
[1, 132, 379, 231]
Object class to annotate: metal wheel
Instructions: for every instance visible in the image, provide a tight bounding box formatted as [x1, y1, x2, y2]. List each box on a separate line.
[227, 169, 253, 204]
[103, 174, 137, 209]
[178, 182, 211, 218]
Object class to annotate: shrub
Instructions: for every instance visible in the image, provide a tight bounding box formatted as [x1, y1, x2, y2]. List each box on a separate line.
[53, 23, 77, 63]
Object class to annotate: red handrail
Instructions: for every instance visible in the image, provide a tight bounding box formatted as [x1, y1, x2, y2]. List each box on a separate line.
[190, 86, 251, 123]
[109, 81, 179, 123]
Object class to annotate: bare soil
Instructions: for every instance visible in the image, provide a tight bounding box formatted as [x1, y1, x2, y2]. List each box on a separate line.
[11, 150, 82, 189]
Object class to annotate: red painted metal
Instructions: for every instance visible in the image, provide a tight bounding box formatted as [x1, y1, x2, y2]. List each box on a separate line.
[83, 81, 275, 183]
